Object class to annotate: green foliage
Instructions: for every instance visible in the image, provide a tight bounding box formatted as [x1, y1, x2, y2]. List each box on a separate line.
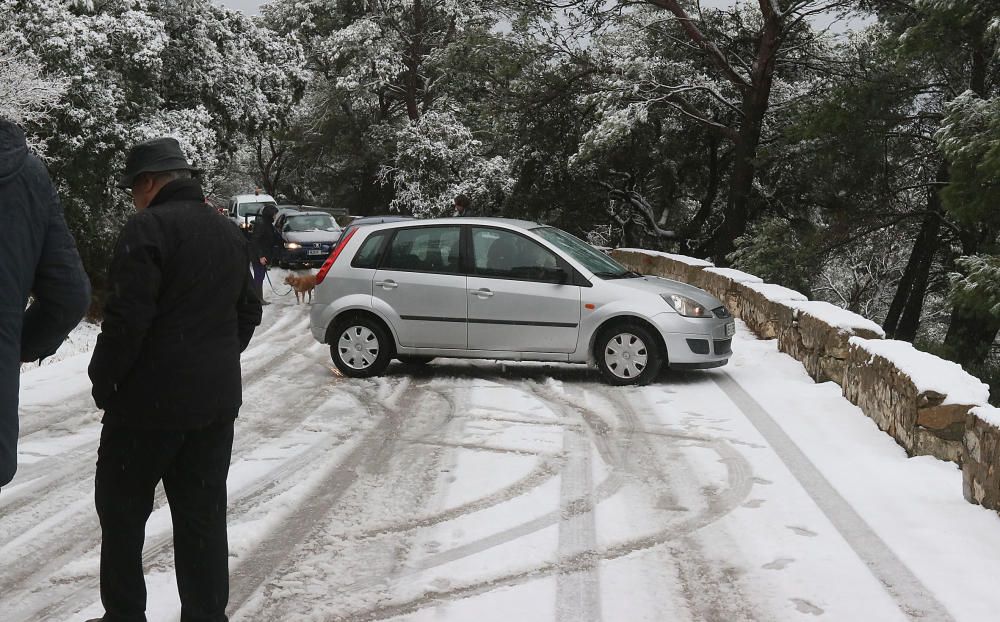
[950, 255, 1000, 318]
[937, 93, 1000, 234]
[728, 217, 822, 297]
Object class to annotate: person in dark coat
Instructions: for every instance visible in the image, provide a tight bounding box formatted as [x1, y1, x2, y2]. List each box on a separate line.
[453, 193, 473, 217]
[0, 119, 90, 488]
[249, 203, 279, 302]
[88, 137, 262, 622]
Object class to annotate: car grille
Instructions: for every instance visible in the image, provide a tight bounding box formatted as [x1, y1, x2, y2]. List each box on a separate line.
[713, 306, 732, 319]
[714, 339, 732, 355]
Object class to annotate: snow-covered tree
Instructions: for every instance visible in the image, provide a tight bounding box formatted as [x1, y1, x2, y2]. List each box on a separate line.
[0, 0, 305, 306]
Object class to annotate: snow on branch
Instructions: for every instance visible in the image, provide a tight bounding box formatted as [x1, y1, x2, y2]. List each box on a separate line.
[0, 33, 67, 148]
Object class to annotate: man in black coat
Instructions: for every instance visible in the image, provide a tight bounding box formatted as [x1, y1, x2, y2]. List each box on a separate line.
[88, 137, 262, 622]
[0, 119, 90, 488]
[249, 203, 279, 301]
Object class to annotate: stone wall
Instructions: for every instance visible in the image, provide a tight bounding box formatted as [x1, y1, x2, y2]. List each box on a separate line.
[610, 247, 997, 513]
[779, 301, 884, 385]
[964, 407, 1000, 509]
[843, 340, 979, 463]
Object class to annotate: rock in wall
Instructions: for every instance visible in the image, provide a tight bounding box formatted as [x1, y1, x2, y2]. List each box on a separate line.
[964, 408, 1000, 509]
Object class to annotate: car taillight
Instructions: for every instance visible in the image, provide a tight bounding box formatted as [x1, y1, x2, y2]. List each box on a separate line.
[315, 228, 358, 285]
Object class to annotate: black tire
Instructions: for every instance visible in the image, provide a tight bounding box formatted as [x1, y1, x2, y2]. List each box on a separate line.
[595, 322, 663, 386]
[397, 355, 435, 366]
[330, 316, 393, 378]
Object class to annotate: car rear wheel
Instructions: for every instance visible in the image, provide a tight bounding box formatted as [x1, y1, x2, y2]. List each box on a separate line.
[330, 317, 392, 378]
[397, 355, 435, 366]
[595, 322, 663, 386]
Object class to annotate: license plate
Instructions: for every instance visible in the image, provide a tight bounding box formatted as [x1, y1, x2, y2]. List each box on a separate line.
[307, 250, 325, 256]
[725, 322, 736, 337]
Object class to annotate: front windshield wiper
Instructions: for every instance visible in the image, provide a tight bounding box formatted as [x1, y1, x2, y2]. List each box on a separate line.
[592, 270, 642, 279]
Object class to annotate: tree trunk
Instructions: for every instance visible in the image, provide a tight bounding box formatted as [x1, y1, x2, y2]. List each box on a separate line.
[894, 213, 940, 341]
[708, 9, 781, 264]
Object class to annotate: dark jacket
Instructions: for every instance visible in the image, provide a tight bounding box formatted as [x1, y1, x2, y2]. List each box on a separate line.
[89, 178, 263, 429]
[0, 120, 91, 485]
[250, 212, 280, 265]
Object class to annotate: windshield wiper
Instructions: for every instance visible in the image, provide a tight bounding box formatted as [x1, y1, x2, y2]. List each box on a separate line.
[592, 270, 640, 279]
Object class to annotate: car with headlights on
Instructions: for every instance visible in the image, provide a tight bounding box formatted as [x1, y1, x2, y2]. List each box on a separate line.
[309, 218, 734, 385]
[277, 211, 342, 268]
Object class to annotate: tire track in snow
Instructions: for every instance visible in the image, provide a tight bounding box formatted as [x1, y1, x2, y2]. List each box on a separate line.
[2, 313, 314, 515]
[714, 372, 955, 622]
[605, 388, 759, 622]
[3, 363, 355, 622]
[331, 380, 752, 621]
[227, 378, 451, 618]
[1, 308, 334, 619]
[14, 306, 308, 440]
[556, 428, 601, 622]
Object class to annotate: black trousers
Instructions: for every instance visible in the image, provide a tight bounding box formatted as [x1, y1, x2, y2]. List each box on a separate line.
[95, 414, 235, 622]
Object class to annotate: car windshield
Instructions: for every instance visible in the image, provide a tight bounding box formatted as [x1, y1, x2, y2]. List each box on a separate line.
[237, 201, 275, 217]
[532, 226, 639, 279]
[285, 214, 339, 232]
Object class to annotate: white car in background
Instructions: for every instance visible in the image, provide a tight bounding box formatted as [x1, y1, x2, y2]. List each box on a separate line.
[309, 218, 735, 386]
[227, 193, 278, 231]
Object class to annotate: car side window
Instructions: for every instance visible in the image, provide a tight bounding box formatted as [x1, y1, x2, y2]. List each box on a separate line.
[352, 231, 388, 269]
[471, 228, 562, 282]
[383, 226, 461, 273]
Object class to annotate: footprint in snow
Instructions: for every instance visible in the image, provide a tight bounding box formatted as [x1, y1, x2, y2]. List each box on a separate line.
[787, 526, 819, 537]
[762, 557, 795, 570]
[743, 498, 766, 508]
[753, 477, 773, 485]
[790, 598, 824, 616]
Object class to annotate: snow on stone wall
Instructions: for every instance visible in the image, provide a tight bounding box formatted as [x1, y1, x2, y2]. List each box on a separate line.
[610, 248, 998, 512]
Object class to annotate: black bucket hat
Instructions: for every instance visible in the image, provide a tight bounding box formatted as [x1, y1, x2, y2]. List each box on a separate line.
[117, 136, 201, 189]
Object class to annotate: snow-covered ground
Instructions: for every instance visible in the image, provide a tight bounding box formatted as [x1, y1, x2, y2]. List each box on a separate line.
[4, 274, 1000, 621]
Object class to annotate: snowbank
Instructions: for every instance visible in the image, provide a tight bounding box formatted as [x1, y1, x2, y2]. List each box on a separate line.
[848, 338, 989, 407]
[741, 281, 808, 303]
[702, 267, 763, 283]
[20, 320, 100, 374]
[791, 301, 886, 338]
[615, 248, 714, 267]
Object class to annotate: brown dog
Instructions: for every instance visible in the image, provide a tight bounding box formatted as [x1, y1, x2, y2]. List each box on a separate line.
[284, 273, 316, 304]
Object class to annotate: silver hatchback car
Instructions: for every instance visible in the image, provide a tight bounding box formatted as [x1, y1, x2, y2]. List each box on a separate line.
[309, 218, 734, 385]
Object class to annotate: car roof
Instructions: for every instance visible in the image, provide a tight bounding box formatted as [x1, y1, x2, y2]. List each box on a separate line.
[233, 194, 276, 202]
[348, 215, 415, 226]
[362, 217, 542, 231]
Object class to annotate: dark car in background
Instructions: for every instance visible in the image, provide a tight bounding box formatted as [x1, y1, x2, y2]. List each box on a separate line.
[278, 211, 342, 268]
[332, 215, 414, 247]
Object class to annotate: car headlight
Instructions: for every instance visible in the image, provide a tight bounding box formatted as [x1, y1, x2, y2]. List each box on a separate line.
[662, 294, 710, 318]
[284, 242, 301, 249]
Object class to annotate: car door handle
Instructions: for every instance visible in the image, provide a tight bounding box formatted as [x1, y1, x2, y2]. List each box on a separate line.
[375, 280, 398, 290]
[471, 288, 494, 298]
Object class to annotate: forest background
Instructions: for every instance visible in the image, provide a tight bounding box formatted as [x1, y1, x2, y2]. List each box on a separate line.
[3, 0, 999, 402]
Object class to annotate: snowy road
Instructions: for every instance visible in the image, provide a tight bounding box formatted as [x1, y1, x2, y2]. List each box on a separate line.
[5, 282, 1000, 621]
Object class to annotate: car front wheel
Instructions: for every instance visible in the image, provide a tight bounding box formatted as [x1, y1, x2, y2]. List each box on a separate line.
[330, 317, 392, 378]
[595, 323, 663, 386]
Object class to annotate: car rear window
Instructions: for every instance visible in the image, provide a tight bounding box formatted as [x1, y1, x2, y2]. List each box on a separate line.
[351, 231, 388, 269]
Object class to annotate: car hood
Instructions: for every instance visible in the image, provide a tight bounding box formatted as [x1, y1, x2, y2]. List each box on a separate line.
[607, 275, 724, 309]
[284, 230, 341, 244]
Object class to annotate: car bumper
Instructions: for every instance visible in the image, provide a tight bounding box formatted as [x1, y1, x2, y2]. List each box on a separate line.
[649, 312, 733, 366]
[282, 249, 330, 266]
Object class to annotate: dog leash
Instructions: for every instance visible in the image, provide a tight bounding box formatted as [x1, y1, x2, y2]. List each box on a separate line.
[264, 270, 294, 296]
